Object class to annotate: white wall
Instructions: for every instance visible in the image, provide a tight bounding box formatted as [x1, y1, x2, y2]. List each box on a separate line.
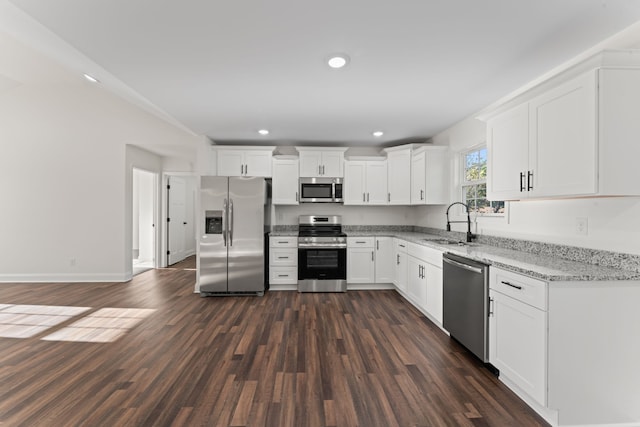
[0, 31, 200, 282]
[417, 117, 640, 255]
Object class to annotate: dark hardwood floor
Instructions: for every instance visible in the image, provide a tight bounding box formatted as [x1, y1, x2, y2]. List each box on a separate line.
[0, 256, 548, 426]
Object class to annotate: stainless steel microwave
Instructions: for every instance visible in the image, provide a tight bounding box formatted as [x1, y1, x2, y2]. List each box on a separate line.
[299, 177, 343, 203]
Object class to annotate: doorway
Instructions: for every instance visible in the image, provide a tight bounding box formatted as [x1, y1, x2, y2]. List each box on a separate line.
[167, 175, 197, 266]
[133, 168, 158, 275]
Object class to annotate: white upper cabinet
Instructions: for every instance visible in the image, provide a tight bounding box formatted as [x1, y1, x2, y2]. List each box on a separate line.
[384, 146, 412, 205]
[272, 157, 299, 205]
[215, 146, 275, 177]
[410, 146, 449, 205]
[485, 55, 640, 200]
[297, 148, 348, 177]
[344, 159, 388, 205]
[487, 103, 529, 200]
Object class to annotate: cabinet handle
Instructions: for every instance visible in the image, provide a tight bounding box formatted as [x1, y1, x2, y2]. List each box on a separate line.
[278, 274, 288, 277]
[322, 165, 325, 175]
[501, 280, 523, 290]
[520, 172, 525, 192]
[319, 165, 322, 175]
[363, 193, 366, 202]
[277, 256, 289, 259]
[372, 251, 374, 261]
[397, 254, 400, 265]
[420, 189, 424, 200]
[241, 164, 244, 175]
[278, 241, 288, 244]
[388, 193, 391, 203]
[399, 244, 405, 248]
[489, 297, 494, 317]
[376, 240, 379, 250]
[527, 170, 533, 191]
[296, 191, 299, 202]
[367, 193, 370, 202]
[355, 241, 367, 244]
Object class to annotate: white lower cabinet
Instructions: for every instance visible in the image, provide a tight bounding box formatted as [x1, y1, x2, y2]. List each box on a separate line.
[489, 267, 548, 408]
[393, 239, 408, 292]
[404, 242, 444, 325]
[406, 255, 427, 307]
[268, 236, 297, 285]
[374, 237, 394, 283]
[347, 237, 375, 283]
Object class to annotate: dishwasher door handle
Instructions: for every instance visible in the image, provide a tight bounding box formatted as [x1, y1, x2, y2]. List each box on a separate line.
[443, 257, 483, 274]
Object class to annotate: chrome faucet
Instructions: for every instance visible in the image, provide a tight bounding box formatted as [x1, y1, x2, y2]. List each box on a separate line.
[446, 202, 475, 242]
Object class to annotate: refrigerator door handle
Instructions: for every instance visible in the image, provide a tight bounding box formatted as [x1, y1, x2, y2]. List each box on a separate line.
[223, 198, 228, 246]
[229, 198, 234, 246]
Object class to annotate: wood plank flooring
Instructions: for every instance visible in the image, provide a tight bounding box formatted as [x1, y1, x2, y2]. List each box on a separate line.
[0, 257, 548, 426]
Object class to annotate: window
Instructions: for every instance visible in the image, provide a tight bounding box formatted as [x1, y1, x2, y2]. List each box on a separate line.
[462, 146, 505, 215]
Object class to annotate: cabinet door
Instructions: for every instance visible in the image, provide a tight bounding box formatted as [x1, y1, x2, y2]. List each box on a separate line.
[366, 161, 389, 204]
[299, 151, 323, 177]
[217, 150, 245, 176]
[423, 148, 448, 204]
[272, 159, 299, 204]
[387, 150, 411, 204]
[487, 103, 529, 200]
[425, 264, 443, 324]
[394, 250, 408, 292]
[347, 247, 375, 283]
[321, 151, 344, 177]
[407, 256, 426, 308]
[343, 161, 366, 205]
[490, 289, 547, 406]
[529, 71, 597, 198]
[245, 151, 273, 177]
[374, 237, 394, 283]
[410, 152, 426, 204]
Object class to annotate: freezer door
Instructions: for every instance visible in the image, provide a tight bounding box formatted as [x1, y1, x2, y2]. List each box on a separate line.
[199, 176, 229, 293]
[227, 177, 265, 292]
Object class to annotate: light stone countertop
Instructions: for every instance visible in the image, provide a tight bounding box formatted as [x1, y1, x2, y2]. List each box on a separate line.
[343, 231, 640, 282]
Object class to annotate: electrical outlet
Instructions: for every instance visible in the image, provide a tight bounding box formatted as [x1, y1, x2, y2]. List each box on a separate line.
[576, 217, 588, 236]
[69, 258, 77, 267]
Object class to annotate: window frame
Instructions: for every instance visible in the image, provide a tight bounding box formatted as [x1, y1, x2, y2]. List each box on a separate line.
[460, 145, 505, 217]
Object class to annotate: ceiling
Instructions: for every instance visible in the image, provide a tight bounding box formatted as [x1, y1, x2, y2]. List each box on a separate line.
[6, 0, 640, 147]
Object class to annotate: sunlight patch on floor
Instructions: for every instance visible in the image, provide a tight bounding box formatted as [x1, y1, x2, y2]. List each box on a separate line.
[0, 304, 155, 342]
[41, 307, 156, 343]
[0, 304, 91, 338]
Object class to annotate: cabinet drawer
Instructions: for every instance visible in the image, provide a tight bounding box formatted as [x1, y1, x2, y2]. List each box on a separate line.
[269, 267, 297, 285]
[490, 268, 547, 311]
[347, 236, 374, 247]
[269, 248, 298, 266]
[270, 236, 298, 248]
[395, 239, 408, 254]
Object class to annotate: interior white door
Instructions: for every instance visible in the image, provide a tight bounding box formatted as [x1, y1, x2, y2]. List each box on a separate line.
[168, 176, 188, 265]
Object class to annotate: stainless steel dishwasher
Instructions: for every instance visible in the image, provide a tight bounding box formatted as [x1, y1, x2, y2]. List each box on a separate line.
[442, 252, 490, 362]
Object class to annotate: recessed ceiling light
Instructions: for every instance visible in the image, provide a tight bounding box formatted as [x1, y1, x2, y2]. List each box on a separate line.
[373, 131, 384, 137]
[327, 54, 350, 69]
[258, 129, 269, 136]
[83, 73, 99, 83]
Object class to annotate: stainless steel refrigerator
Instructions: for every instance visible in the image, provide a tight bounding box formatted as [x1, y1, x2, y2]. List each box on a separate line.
[198, 176, 268, 296]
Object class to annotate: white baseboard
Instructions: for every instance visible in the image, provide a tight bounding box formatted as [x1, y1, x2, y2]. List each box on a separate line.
[347, 283, 395, 290]
[0, 272, 131, 283]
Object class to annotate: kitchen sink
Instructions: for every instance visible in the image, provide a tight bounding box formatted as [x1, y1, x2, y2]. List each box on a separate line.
[422, 238, 478, 247]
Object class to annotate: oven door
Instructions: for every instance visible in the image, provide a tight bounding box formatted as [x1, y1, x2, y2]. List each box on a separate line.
[298, 247, 346, 280]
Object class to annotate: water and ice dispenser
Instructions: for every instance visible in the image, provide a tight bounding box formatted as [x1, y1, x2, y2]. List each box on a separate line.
[205, 210, 222, 234]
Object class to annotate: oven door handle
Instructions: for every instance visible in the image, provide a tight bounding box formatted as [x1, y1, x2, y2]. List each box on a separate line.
[298, 244, 347, 249]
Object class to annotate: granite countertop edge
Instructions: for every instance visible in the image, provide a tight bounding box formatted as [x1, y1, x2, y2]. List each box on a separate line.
[271, 230, 640, 282]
